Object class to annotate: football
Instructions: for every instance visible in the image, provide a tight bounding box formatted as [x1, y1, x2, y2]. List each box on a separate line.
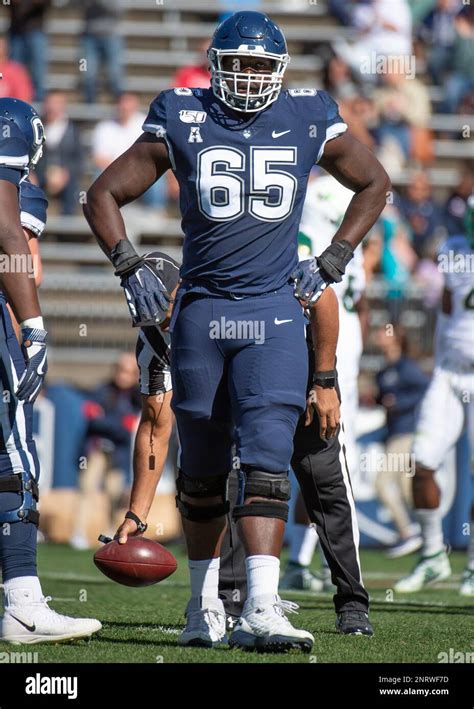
[94, 537, 178, 587]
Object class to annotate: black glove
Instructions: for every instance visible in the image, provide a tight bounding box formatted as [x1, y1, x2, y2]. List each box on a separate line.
[16, 327, 48, 403]
[110, 240, 171, 327]
[317, 240, 354, 284]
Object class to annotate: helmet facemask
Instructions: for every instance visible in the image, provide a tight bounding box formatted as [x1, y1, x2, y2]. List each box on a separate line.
[209, 46, 290, 113]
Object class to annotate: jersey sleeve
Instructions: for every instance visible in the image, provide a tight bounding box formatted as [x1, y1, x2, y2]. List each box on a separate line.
[19, 180, 48, 238]
[142, 91, 175, 169]
[0, 118, 30, 185]
[142, 91, 169, 139]
[315, 91, 348, 163]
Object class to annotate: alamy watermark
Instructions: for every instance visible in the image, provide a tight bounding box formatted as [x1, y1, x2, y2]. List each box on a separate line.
[360, 52, 416, 80]
[209, 317, 265, 344]
[437, 250, 474, 273]
[0, 254, 37, 278]
[438, 648, 474, 663]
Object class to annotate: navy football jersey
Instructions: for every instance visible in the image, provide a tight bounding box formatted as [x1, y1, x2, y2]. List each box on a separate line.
[0, 117, 30, 187]
[143, 87, 347, 295]
[19, 180, 48, 238]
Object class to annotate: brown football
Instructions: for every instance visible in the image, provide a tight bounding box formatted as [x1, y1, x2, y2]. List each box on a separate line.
[94, 537, 177, 587]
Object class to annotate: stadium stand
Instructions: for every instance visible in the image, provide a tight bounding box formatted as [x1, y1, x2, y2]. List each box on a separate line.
[0, 0, 472, 383]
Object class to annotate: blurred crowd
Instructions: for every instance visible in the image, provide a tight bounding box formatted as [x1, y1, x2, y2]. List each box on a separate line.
[0, 0, 472, 298]
[2, 0, 468, 549]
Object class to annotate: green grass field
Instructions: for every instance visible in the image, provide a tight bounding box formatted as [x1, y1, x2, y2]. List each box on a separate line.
[2, 544, 472, 664]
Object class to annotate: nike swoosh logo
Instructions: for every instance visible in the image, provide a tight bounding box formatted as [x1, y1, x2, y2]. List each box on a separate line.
[274, 318, 293, 325]
[10, 614, 36, 632]
[272, 130, 291, 138]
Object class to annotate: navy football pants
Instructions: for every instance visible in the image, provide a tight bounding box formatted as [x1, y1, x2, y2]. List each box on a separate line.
[0, 297, 39, 580]
[170, 284, 308, 477]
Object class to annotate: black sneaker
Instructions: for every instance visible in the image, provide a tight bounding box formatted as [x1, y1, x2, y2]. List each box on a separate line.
[335, 610, 374, 636]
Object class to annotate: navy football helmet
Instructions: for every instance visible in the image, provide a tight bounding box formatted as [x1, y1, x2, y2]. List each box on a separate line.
[208, 11, 290, 113]
[0, 98, 45, 168]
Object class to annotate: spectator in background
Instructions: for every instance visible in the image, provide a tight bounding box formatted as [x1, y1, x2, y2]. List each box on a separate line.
[322, 55, 377, 150]
[334, 0, 413, 78]
[322, 53, 359, 102]
[172, 40, 211, 89]
[378, 205, 418, 320]
[400, 172, 442, 258]
[7, 0, 50, 101]
[0, 34, 33, 102]
[373, 70, 433, 171]
[418, 0, 460, 86]
[443, 166, 474, 235]
[374, 326, 429, 558]
[71, 353, 141, 549]
[92, 93, 144, 171]
[36, 91, 82, 215]
[443, 4, 474, 113]
[414, 235, 445, 311]
[78, 0, 124, 104]
[92, 93, 167, 210]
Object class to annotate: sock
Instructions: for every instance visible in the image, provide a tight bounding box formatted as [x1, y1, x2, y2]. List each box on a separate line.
[289, 524, 318, 567]
[4, 575, 43, 605]
[416, 509, 444, 557]
[188, 558, 220, 600]
[467, 522, 474, 571]
[246, 555, 280, 599]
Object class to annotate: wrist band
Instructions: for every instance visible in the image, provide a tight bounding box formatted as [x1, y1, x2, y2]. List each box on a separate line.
[125, 510, 148, 533]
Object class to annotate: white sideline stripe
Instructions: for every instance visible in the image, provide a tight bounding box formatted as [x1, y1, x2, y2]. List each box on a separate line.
[40, 571, 189, 587]
[337, 422, 363, 581]
[370, 595, 466, 606]
[40, 572, 108, 583]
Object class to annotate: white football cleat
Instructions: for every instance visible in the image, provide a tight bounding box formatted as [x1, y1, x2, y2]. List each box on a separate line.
[229, 594, 314, 653]
[179, 596, 227, 648]
[394, 551, 451, 593]
[459, 568, 474, 597]
[1, 589, 102, 644]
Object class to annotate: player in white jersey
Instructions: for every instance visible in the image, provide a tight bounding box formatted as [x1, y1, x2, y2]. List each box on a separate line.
[396, 197, 474, 595]
[282, 174, 368, 592]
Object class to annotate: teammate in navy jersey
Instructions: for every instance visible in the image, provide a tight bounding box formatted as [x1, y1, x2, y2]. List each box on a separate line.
[85, 11, 389, 652]
[0, 98, 101, 644]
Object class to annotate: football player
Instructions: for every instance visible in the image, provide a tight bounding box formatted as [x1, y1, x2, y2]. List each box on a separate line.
[282, 173, 369, 592]
[395, 195, 474, 595]
[114, 253, 373, 640]
[0, 98, 102, 643]
[84, 11, 389, 651]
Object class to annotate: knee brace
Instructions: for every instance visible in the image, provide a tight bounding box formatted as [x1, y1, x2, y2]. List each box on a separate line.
[233, 467, 290, 522]
[0, 471, 39, 526]
[175, 469, 229, 522]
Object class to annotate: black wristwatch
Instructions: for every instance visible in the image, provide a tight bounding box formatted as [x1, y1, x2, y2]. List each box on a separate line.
[125, 511, 148, 533]
[312, 370, 337, 389]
